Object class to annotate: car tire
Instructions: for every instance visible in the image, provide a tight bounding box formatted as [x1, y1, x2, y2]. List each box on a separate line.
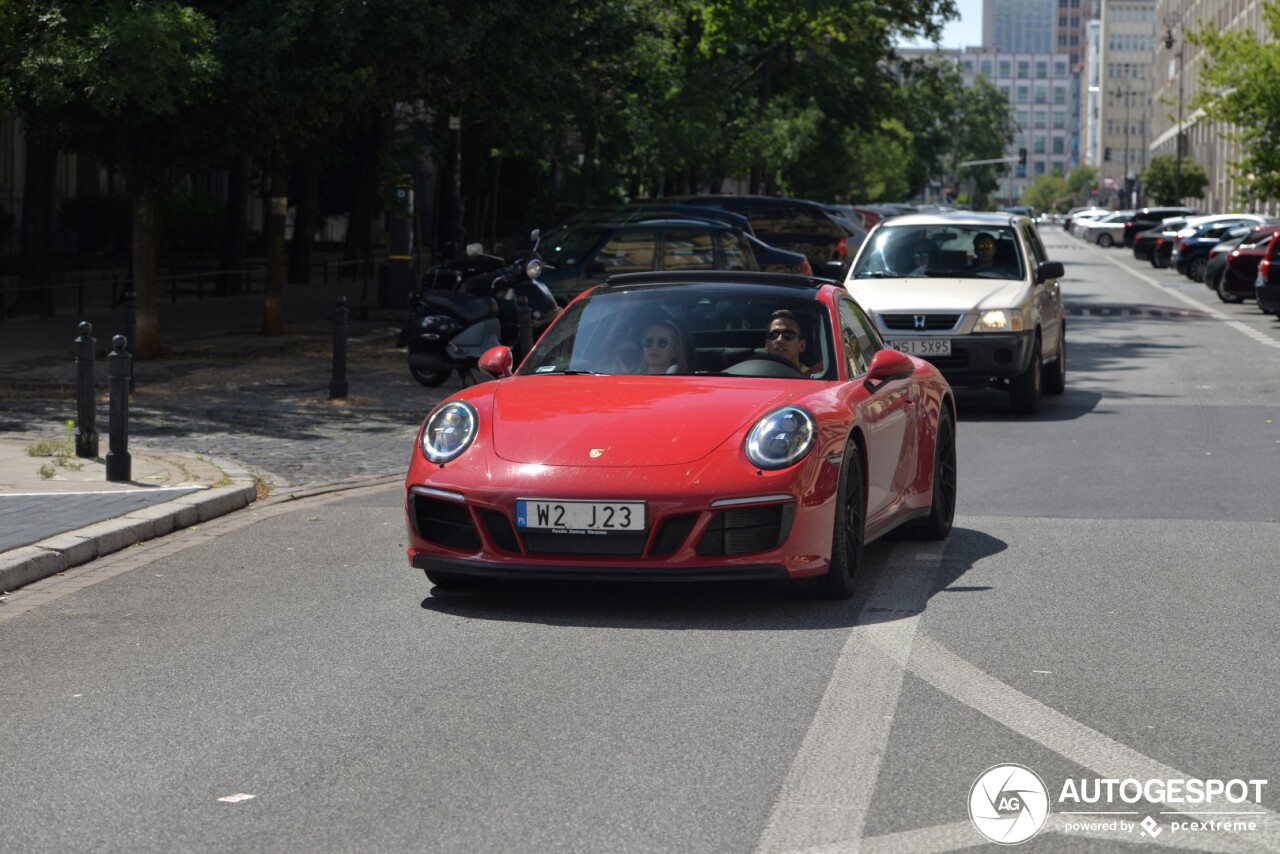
[901, 407, 956, 541]
[815, 440, 865, 600]
[1152, 254, 1168, 269]
[1010, 340, 1042, 415]
[1216, 274, 1245, 303]
[1188, 257, 1208, 282]
[1043, 325, 1066, 395]
[1097, 234, 1114, 248]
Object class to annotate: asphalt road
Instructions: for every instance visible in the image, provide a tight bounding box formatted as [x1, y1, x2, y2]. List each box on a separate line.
[2, 228, 1278, 853]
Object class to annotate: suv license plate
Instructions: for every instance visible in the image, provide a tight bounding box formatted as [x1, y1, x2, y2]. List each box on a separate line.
[517, 499, 646, 532]
[886, 339, 952, 356]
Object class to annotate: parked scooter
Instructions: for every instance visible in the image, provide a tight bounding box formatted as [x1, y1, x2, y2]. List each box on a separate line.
[397, 230, 559, 387]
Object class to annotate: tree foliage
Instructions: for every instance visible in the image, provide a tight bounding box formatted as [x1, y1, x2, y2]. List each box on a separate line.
[1189, 0, 1280, 206]
[1142, 155, 1208, 206]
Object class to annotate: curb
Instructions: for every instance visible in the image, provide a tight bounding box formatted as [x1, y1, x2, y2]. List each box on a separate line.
[0, 457, 258, 594]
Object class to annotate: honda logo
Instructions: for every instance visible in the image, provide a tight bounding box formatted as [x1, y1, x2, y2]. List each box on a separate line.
[913, 315, 927, 330]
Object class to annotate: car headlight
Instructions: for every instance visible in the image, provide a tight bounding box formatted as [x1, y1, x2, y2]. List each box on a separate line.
[420, 401, 478, 464]
[745, 406, 816, 470]
[976, 309, 1025, 332]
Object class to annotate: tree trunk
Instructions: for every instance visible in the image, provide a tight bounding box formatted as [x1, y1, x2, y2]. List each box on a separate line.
[131, 187, 163, 359]
[217, 154, 250, 296]
[16, 131, 57, 317]
[344, 119, 377, 271]
[288, 154, 319, 285]
[262, 160, 290, 335]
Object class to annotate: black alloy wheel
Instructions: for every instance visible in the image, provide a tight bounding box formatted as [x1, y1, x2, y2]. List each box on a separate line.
[1216, 273, 1245, 303]
[816, 440, 866, 600]
[1188, 257, 1208, 282]
[903, 407, 956, 541]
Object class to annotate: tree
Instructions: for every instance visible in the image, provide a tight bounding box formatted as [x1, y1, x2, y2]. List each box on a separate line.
[1021, 170, 1068, 214]
[895, 54, 1015, 206]
[1189, 1, 1280, 206]
[1, 2, 222, 354]
[693, 0, 958, 194]
[1142, 155, 1208, 206]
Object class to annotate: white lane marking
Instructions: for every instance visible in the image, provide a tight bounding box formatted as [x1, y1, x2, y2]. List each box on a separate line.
[754, 552, 933, 854]
[878, 634, 1280, 853]
[1097, 252, 1280, 351]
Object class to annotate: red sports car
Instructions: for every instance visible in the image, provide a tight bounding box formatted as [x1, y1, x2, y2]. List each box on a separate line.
[404, 271, 957, 599]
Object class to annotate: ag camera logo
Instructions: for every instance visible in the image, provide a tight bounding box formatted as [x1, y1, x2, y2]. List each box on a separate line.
[969, 764, 1051, 844]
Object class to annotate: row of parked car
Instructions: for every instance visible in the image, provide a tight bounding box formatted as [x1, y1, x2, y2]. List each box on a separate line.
[1064, 204, 1280, 315]
[440, 195, 951, 308]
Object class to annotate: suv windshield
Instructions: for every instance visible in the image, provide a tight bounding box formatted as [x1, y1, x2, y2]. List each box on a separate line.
[851, 224, 1025, 281]
[518, 284, 835, 379]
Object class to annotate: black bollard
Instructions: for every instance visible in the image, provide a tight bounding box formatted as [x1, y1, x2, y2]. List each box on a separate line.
[329, 296, 349, 400]
[516, 296, 533, 364]
[120, 290, 136, 393]
[105, 335, 132, 482]
[74, 321, 99, 458]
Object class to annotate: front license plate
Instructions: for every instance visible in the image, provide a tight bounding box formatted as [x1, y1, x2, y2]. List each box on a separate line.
[886, 338, 952, 356]
[516, 499, 647, 532]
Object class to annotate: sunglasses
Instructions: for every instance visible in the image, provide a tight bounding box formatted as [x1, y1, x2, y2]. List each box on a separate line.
[976, 242, 994, 250]
[766, 329, 799, 342]
[913, 250, 930, 257]
[643, 337, 671, 349]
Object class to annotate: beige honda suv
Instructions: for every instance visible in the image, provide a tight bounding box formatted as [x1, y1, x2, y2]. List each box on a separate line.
[843, 212, 1066, 414]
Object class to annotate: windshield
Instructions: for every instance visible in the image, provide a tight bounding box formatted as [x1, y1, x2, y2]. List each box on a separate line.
[538, 224, 610, 266]
[850, 224, 1025, 280]
[518, 284, 836, 379]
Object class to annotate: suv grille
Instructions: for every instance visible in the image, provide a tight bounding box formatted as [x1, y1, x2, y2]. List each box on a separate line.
[881, 314, 962, 331]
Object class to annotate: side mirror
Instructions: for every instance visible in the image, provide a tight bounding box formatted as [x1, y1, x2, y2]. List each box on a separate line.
[529, 228, 540, 242]
[864, 349, 914, 391]
[465, 243, 485, 257]
[1037, 260, 1065, 283]
[479, 345, 514, 378]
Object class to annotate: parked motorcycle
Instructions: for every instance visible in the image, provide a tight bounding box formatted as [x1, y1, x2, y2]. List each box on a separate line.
[397, 230, 560, 387]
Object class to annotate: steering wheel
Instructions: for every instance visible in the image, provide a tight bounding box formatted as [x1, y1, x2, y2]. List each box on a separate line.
[724, 354, 805, 377]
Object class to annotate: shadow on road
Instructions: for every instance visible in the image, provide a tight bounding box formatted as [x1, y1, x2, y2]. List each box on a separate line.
[417, 526, 1008, 631]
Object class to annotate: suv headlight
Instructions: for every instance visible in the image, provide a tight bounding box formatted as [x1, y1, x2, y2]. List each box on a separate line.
[420, 401, 478, 463]
[746, 406, 816, 470]
[976, 309, 1025, 332]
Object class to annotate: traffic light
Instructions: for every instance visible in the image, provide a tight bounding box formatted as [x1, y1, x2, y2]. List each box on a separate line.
[1018, 147, 1027, 166]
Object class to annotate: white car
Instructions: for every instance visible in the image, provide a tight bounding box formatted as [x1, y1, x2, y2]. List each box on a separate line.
[1079, 210, 1136, 247]
[1068, 209, 1116, 238]
[843, 212, 1066, 415]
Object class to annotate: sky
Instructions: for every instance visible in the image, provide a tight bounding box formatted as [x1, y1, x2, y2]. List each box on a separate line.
[898, 0, 985, 49]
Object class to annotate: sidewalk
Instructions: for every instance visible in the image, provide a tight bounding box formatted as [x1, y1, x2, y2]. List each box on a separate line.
[1, 279, 455, 595]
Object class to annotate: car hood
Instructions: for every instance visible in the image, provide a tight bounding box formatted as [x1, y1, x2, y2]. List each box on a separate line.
[845, 278, 1029, 313]
[487, 376, 800, 466]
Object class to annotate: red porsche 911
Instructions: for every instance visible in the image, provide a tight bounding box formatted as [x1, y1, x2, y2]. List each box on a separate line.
[404, 271, 956, 599]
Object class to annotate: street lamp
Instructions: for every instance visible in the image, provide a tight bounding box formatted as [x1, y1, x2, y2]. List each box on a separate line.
[1163, 14, 1185, 203]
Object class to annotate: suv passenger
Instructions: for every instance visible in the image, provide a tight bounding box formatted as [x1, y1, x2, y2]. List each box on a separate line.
[844, 212, 1066, 415]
